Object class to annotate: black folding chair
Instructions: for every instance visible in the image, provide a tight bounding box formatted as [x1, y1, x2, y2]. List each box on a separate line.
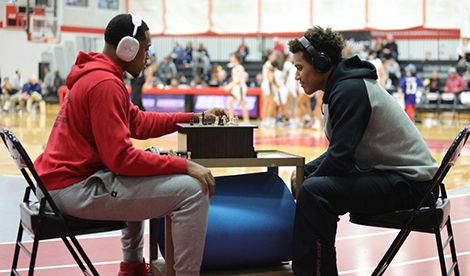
[350, 125, 470, 276]
[1, 127, 127, 276]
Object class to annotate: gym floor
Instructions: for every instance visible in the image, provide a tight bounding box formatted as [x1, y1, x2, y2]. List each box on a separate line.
[1, 105, 469, 275]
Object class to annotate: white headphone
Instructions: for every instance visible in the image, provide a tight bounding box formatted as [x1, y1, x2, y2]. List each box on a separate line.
[116, 13, 142, 62]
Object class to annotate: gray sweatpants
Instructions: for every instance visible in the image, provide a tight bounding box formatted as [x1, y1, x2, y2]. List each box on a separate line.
[48, 169, 209, 276]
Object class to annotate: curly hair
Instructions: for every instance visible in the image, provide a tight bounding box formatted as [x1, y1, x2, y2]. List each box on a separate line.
[105, 14, 150, 47]
[288, 26, 344, 67]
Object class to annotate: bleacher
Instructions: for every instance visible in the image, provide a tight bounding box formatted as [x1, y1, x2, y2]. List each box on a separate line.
[176, 60, 263, 86]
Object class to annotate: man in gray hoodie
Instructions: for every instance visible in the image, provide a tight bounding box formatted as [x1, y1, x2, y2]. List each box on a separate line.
[288, 26, 438, 276]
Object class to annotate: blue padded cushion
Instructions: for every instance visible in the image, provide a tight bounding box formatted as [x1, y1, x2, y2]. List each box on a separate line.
[158, 171, 295, 269]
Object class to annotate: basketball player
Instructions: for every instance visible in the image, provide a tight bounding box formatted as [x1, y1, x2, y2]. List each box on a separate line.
[288, 26, 438, 275]
[226, 52, 250, 123]
[34, 14, 228, 276]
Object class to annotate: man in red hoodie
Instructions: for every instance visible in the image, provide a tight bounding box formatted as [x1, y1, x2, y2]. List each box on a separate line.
[34, 13, 227, 276]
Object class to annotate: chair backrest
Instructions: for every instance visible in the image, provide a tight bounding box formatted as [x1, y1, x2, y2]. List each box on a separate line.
[1, 126, 63, 215]
[415, 125, 470, 211]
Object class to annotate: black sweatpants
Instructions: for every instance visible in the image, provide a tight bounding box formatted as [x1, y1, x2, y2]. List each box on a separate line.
[292, 170, 433, 276]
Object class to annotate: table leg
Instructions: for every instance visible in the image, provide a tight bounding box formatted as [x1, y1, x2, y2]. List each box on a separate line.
[150, 219, 158, 260]
[295, 166, 304, 198]
[165, 215, 175, 276]
[267, 166, 279, 175]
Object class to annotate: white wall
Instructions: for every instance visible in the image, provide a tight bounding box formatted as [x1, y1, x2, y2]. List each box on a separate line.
[0, 28, 55, 80]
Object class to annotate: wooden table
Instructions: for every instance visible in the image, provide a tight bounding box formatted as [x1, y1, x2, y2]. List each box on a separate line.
[149, 150, 304, 276]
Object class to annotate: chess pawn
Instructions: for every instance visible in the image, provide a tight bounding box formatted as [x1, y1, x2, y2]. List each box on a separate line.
[215, 116, 219, 125]
[202, 117, 207, 125]
[187, 152, 191, 159]
[222, 115, 228, 125]
[198, 116, 203, 126]
[207, 118, 212, 125]
[218, 115, 224, 125]
[190, 115, 194, 126]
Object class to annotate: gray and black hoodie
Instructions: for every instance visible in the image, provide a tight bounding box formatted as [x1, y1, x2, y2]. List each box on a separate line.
[305, 55, 438, 182]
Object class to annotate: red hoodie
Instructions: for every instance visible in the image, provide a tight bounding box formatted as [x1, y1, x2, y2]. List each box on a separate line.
[34, 52, 191, 190]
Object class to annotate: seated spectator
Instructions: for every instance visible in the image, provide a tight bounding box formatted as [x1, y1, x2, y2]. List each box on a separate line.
[193, 50, 212, 81]
[384, 58, 401, 89]
[177, 73, 189, 85]
[1, 77, 12, 109]
[190, 75, 208, 87]
[423, 70, 442, 92]
[382, 34, 398, 60]
[237, 38, 249, 64]
[273, 36, 285, 53]
[181, 41, 193, 67]
[21, 75, 43, 112]
[443, 67, 467, 93]
[358, 44, 369, 60]
[208, 73, 219, 87]
[157, 56, 177, 85]
[457, 37, 470, 68]
[373, 36, 384, 58]
[170, 41, 184, 66]
[3, 76, 20, 112]
[168, 77, 179, 88]
[255, 73, 263, 87]
[197, 43, 209, 58]
[217, 69, 228, 87]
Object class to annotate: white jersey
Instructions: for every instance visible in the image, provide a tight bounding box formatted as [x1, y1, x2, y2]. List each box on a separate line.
[273, 68, 288, 105]
[230, 64, 247, 100]
[261, 61, 274, 96]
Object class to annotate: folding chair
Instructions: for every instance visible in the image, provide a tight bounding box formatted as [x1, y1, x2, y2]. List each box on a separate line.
[349, 125, 470, 276]
[1, 127, 127, 276]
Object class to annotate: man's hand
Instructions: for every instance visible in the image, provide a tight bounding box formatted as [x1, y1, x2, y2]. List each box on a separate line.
[290, 170, 306, 199]
[187, 160, 216, 199]
[194, 107, 229, 124]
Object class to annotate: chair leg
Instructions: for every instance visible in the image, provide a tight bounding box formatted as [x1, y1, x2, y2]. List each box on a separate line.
[446, 218, 460, 276]
[67, 235, 100, 276]
[433, 223, 448, 276]
[11, 222, 24, 276]
[372, 229, 412, 276]
[28, 236, 41, 276]
[61, 237, 94, 275]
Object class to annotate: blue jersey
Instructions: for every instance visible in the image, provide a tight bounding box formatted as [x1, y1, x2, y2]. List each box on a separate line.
[398, 75, 423, 105]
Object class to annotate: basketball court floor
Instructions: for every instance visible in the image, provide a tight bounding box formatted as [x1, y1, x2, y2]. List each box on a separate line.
[1, 105, 470, 275]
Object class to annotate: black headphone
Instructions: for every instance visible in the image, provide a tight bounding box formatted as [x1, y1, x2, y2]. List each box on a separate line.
[299, 36, 331, 73]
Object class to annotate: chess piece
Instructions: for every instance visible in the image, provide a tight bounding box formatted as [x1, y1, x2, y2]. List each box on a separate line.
[202, 117, 207, 125]
[207, 118, 212, 125]
[218, 115, 224, 125]
[190, 115, 194, 126]
[187, 152, 191, 159]
[199, 116, 203, 126]
[215, 116, 219, 125]
[234, 115, 239, 125]
[168, 148, 177, 157]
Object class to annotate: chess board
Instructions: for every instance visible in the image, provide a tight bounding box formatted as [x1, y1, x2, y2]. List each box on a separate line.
[176, 123, 258, 159]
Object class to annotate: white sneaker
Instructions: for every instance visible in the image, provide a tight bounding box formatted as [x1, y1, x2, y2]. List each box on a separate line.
[312, 120, 322, 130]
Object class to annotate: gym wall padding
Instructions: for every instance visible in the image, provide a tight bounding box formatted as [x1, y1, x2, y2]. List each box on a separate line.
[158, 171, 296, 269]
